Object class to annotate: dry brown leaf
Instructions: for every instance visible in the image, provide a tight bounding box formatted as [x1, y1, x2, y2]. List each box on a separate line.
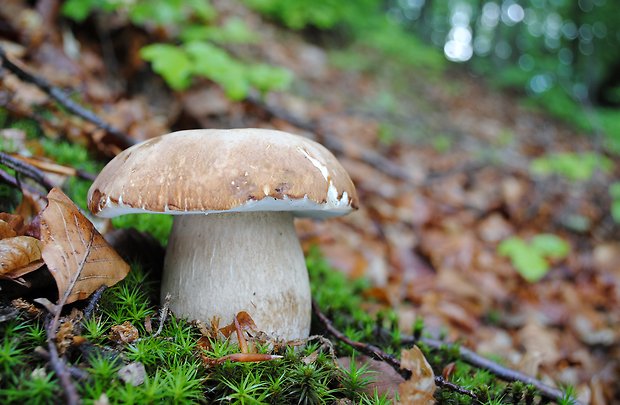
[398, 345, 436, 405]
[338, 355, 404, 401]
[110, 321, 139, 344]
[40, 187, 130, 304]
[0, 220, 17, 239]
[0, 213, 25, 234]
[220, 311, 259, 338]
[0, 235, 44, 283]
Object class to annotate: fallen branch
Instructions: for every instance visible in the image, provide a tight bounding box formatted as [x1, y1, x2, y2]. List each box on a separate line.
[83, 285, 107, 321]
[0, 151, 54, 190]
[406, 335, 572, 404]
[311, 301, 477, 400]
[0, 46, 135, 150]
[0, 167, 48, 199]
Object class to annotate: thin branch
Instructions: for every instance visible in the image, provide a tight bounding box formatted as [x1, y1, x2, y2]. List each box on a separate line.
[0, 46, 135, 149]
[34, 347, 89, 380]
[83, 285, 107, 321]
[45, 315, 81, 405]
[42, 233, 94, 405]
[312, 301, 478, 401]
[407, 336, 572, 404]
[312, 300, 405, 376]
[0, 151, 54, 190]
[0, 167, 48, 199]
[434, 375, 477, 399]
[152, 293, 170, 338]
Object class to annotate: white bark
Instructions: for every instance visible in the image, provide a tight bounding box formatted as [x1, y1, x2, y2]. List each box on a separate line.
[161, 211, 311, 340]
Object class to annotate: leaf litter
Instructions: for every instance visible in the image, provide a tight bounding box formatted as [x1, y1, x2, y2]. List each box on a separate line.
[0, 0, 618, 402]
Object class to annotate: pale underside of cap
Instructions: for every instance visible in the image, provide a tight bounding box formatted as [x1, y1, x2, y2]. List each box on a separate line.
[88, 128, 358, 219]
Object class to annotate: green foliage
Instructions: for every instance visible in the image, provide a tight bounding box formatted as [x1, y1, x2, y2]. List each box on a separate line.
[610, 182, 620, 223]
[530, 152, 613, 182]
[111, 213, 173, 246]
[244, 0, 379, 30]
[63, 0, 292, 99]
[498, 234, 570, 282]
[139, 44, 193, 91]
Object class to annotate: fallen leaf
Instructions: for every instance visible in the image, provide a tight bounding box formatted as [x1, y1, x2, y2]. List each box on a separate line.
[0, 235, 44, 283]
[40, 188, 130, 304]
[0, 220, 17, 239]
[398, 345, 436, 405]
[219, 311, 259, 338]
[118, 362, 146, 386]
[338, 355, 404, 401]
[0, 213, 24, 234]
[110, 321, 139, 344]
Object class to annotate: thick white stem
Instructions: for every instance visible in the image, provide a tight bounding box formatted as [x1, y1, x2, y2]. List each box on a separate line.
[161, 212, 311, 340]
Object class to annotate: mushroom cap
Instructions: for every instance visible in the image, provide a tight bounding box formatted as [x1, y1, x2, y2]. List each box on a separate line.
[88, 128, 358, 219]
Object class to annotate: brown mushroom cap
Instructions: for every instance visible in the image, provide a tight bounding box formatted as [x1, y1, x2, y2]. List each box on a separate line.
[88, 128, 358, 218]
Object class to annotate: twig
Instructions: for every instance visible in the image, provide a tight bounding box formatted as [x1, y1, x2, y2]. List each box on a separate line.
[152, 293, 170, 338]
[405, 336, 573, 404]
[0, 168, 48, 199]
[0, 151, 54, 190]
[83, 285, 107, 321]
[34, 346, 89, 380]
[312, 301, 479, 400]
[311, 300, 405, 376]
[0, 46, 135, 149]
[44, 314, 81, 405]
[246, 95, 415, 182]
[434, 375, 477, 399]
[40, 233, 94, 405]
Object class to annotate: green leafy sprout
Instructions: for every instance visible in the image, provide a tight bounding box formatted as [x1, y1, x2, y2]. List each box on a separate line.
[498, 233, 570, 282]
[62, 0, 292, 99]
[530, 152, 613, 182]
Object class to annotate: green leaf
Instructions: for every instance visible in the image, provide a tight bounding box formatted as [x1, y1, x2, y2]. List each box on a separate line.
[497, 237, 529, 258]
[511, 250, 550, 283]
[530, 152, 613, 181]
[140, 44, 193, 90]
[61, 0, 98, 21]
[530, 234, 570, 259]
[185, 42, 250, 100]
[609, 182, 620, 200]
[612, 200, 620, 223]
[247, 64, 293, 94]
[182, 18, 255, 43]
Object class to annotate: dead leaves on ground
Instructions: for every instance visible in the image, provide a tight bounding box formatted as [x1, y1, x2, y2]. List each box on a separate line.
[199, 311, 283, 367]
[398, 346, 436, 405]
[0, 187, 129, 305]
[41, 188, 129, 304]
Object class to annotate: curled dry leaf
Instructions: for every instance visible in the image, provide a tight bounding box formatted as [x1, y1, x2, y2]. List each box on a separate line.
[110, 321, 139, 344]
[40, 188, 129, 304]
[398, 345, 436, 405]
[0, 235, 44, 284]
[219, 311, 259, 338]
[0, 219, 17, 239]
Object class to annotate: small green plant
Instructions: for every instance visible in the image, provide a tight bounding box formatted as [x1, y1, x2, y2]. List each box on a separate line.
[62, 0, 292, 100]
[498, 233, 570, 282]
[609, 182, 620, 222]
[530, 152, 613, 181]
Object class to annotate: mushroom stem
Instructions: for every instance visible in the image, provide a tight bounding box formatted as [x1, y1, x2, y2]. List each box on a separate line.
[161, 211, 311, 340]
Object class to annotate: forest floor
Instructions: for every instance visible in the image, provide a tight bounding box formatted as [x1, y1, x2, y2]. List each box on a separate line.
[1, 0, 619, 403]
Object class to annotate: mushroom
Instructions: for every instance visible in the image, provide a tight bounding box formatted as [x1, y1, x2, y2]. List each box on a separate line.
[87, 128, 358, 340]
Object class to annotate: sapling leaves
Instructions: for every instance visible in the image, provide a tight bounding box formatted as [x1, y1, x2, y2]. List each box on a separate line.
[498, 234, 570, 282]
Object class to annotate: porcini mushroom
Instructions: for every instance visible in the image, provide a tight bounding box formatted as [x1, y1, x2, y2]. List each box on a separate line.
[87, 128, 357, 340]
